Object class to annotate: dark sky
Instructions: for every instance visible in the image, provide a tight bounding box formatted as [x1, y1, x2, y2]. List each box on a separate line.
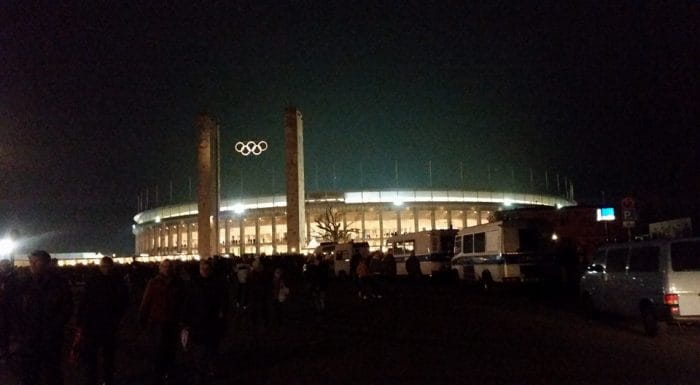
[1, 1, 698, 254]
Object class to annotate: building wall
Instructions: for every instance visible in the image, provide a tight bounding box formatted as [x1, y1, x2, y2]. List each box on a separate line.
[135, 202, 497, 256]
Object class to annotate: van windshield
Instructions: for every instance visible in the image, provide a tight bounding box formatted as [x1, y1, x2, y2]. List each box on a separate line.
[671, 240, 700, 271]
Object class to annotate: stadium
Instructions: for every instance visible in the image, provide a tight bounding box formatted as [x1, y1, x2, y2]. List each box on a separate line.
[133, 189, 575, 258]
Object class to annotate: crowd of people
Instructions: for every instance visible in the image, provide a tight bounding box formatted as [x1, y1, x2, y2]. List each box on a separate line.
[0, 249, 409, 385]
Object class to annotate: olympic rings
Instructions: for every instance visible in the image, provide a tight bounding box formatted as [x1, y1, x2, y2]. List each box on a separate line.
[234, 140, 268, 156]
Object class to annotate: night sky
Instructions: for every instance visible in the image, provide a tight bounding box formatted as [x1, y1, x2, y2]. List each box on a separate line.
[1, 2, 698, 254]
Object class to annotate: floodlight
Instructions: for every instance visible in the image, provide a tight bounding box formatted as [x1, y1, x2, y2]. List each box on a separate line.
[233, 204, 246, 215]
[0, 238, 16, 256]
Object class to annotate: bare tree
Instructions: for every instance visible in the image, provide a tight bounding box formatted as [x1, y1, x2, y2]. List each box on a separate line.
[313, 205, 359, 243]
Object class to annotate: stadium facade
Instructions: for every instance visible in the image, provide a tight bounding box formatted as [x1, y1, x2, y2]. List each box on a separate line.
[133, 189, 574, 256]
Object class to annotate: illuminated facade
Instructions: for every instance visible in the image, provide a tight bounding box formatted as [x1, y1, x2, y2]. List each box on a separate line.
[133, 190, 574, 256]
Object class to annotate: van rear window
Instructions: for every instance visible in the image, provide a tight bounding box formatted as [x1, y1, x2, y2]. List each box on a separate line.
[671, 241, 700, 271]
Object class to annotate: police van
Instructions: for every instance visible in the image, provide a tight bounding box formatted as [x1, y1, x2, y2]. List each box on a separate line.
[385, 229, 457, 277]
[313, 241, 370, 277]
[451, 220, 554, 289]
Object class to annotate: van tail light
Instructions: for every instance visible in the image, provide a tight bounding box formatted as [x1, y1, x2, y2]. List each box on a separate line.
[664, 294, 679, 306]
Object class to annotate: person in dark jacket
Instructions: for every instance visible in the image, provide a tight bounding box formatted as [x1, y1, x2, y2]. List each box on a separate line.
[0, 259, 18, 361]
[76, 256, 129, 385]
[271, 267, 289, 328]
[406, 251, 422, 281]
[383, 253, 397, 279]
[249, 257, 271, 331]
[0, 259, 18, 362]
[181, 259, 229, 385]
[17, 250, 73, 385]
[308, 256, 330, 313]
[139, 259, 184, 384]
[349, 251, 362, 296]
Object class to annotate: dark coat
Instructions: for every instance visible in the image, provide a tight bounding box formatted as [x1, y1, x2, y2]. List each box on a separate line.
[139, 274, 184, 326]
[77, 272, 129, 335]
[307, 262, 330, 292]
[406, 255, 422, 277]
[17, 270, 73, 345]
[0, 269, 19, 332]
[383, 255, 397, 277]
[181, 275, 228, 344]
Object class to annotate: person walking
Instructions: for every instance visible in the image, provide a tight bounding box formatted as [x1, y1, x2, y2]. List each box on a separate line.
[16, 250, 73, 385]
[406, 251, 422, 282]
[356, 257, 371, 300]
[350, 251, 361, 296]
[0, 259, 18, 362]
[308, 256, 329, 313]
[383, 252, 397, 280]
[271, 267, 290, 329]
[139, 259, 185, 385]
[76, 256, 129, 385]
[249, 257, 272, 331]
[181, 259, 229, 385]
[234, 258, 251, 310]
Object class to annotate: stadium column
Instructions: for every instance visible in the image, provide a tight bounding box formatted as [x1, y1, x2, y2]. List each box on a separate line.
[155, 227, 161, 254]
[186, 224, 192, 255]
[447, 210, 453, 229]
[306, 212, 311, 248]
[477, 210, 483, 225]
[271, 215, 277, 254]
[413, 207, 419, 233]
[239, 220, 245, 256]
[177, 221, 187, 253]
[196, 113, 220, 259]
[379, 210, 384, 251]
[166, 224, 171, 255]
[396, 209, 402, 235]
[225, 220, 231, 254]
[361, 207, 366, 240]
[430, 209, 436, 230]
[162, 225, 167, 254]
[255, 217, 261, 255]
[284, 106, 306, 253]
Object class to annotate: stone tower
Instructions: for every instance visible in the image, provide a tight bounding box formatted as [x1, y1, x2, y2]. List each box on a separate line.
[284, 106, 306, 253]
[196, 113, 220, 259]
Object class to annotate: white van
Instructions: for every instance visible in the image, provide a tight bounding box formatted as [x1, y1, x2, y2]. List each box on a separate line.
[451, 221, 554, 288]
[385, 229, 456, 277]
[313, 241, 370, 277]
[580, 237, 700, 335]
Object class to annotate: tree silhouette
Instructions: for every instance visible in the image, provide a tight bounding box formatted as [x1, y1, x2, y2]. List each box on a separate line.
[313, 205, 359, 242]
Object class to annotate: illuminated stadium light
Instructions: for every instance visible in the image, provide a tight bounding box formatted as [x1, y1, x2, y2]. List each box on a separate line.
[233, 204, 246, 215]
[503, 199, 513, 207]
[0, 238, 16, 257]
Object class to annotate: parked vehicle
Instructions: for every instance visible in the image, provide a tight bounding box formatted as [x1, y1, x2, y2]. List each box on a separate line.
[385, 229, 456, 277]
[313, 241, 370, 277]
[451, 220, 555, 289]
[580, 237, 700, 335]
